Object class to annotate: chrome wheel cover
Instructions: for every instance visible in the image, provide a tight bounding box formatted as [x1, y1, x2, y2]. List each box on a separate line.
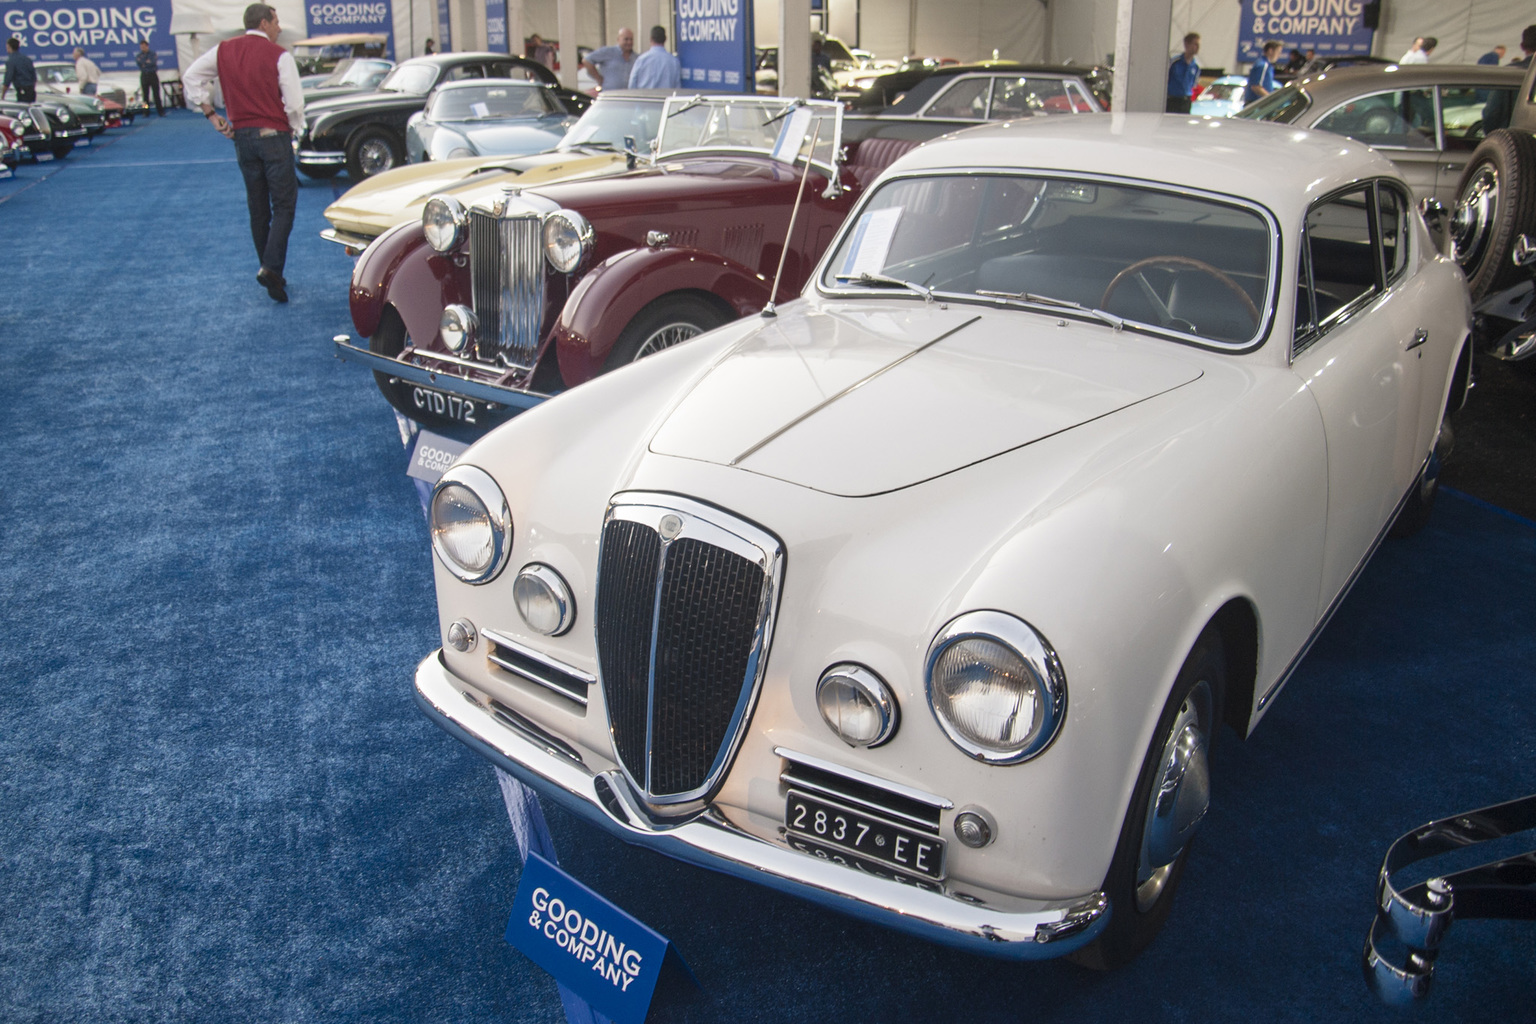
[358, 138, 396, 176]
[635, 321, 703, 359]
[1451, 165, 1499, 273]
[1135, 679, 1212, 912]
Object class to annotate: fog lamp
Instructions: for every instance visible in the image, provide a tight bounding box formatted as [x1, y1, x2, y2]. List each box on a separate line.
[816, 664, 898, 748]
[926, 611, 1066, 764]
[513, 564, 576, 636]
[440, 304, 477, 353]
[422, 194, 468, 252]
[954, 810, 994, 849]
[429, 466, 511, 584]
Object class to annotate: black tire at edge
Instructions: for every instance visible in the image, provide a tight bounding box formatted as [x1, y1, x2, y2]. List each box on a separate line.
[345, 128, 399, 181]
[1455, 129, 1536, 300]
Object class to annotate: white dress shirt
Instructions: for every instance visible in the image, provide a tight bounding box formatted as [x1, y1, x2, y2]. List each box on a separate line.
[183, 30, 305, 134]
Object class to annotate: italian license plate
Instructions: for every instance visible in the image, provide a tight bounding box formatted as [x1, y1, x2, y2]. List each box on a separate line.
[785, 791, 945, 880]
[409, 385, 480, 424]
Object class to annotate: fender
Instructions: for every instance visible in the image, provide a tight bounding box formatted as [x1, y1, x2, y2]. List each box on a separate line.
[552, 245, 776, 386]
[349, 221, 467, 345]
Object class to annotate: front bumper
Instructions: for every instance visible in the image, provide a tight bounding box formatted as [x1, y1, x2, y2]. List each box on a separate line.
[298, 148, 345, 166]
[332, 334, 551, 414]
[415, 649, 1111, 960]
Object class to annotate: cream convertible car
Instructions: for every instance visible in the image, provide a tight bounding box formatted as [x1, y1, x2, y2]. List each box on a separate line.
[414, 115, 1472, 967]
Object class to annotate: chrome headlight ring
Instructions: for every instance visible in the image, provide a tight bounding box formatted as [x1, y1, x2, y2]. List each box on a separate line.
[439, 304, 477, 353]
[542, 208, 594, 274]
[422, 194, 469, 252]
[925, 610, 1067, 765]
[429, 465, 512, 585]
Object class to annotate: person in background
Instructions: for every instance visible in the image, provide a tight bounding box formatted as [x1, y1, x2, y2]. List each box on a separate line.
[529, 33, 556, 71]
[183, 3, 305, 304]
[2, 37, 36, 102]
[73, 48, 101, 96]
[1478, 45, 1506, 65]
[1399, 37, 1435, 63]
[424, 38, 436, 55]
[136, 39, 164, 116]
[1244, 39, 1282, 105]
[628, 25, 679, 89]
[1166, 32, 1199, 113]
[581, 27, 635, 92]
[1482, 26, 1536, 132]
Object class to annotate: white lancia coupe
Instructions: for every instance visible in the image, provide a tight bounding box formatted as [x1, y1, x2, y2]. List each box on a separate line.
[413, 113, 1472, 968]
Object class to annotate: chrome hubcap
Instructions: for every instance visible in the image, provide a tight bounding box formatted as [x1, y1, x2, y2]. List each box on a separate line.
[635, 321, 703, 359]
[358, 139, 395, 176]
[1451, 166, 1498, 272]
[1135, 680, 1212, 911]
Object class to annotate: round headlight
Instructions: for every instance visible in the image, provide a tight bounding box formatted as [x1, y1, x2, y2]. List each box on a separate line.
[543, 209, 593, 273]
[816, 664, 898, 747]
[429, 466, 511, 584]
[448, 146, 474, 160]
[926, 611, 1066, 764]
[513, 564, 576, 636]
[54, 107, 72, 121]
[439, 304, 477, 353]
[422, 195, 467, 252]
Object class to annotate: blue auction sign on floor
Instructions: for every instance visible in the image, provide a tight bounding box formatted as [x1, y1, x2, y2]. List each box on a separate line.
[509, 853, 689, 1024]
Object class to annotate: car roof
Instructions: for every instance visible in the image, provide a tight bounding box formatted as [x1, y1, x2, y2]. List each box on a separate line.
[883, 113, 1402, 222]
[1287, 61, 1524, 98]
[432, 78, 544, 90]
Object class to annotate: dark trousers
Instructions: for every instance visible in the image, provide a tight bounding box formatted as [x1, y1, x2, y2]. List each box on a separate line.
[1166, 96, 1192, 114]
[139, 71, 162, 115]
[233, 128, 298, 276]
[15, 85, 35, 102]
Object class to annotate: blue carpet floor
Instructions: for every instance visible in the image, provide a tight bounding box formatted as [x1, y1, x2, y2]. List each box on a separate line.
[2, 113, 1534, 1023]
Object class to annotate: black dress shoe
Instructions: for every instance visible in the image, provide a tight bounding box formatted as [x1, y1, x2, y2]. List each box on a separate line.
[256, 267, 288, 303]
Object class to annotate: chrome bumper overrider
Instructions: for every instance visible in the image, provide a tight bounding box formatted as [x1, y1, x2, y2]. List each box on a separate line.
[320, 228, 376, 251]
[414, 650, 1111, 959]
[332, 334, 550, 412]
[298, 149, 345, 165]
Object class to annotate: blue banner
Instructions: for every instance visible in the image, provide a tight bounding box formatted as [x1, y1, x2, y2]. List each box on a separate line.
[485, 0, 505, 53]
[1, 0, 175, 73]
[1237, 0, 1373, 62]
[508, 853, 671, 1024]
[435, 0, 450, 52]
[675, 0, 751, 92]
[303, 0, 395, 61]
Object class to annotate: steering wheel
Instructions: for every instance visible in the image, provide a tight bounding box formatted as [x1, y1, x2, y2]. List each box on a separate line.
[1100, 255, 1260, 334]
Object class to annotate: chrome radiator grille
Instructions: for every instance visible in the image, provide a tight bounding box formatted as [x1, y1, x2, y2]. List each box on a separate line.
[595, 496, 782, 805]
[468, 209, 544, 370]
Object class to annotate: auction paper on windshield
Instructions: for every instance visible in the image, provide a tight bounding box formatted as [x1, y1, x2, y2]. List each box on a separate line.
[839, 207, 903, 279]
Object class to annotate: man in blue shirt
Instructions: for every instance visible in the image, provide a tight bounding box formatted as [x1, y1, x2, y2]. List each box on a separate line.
[1478, 45, 1506, 65]
[581, 27, 636, 91]
[1244, 40, 1282, 105]
[1166, 32, 1200, 113]
[628, 25, 680, 89]
[2, 37, 37, 102]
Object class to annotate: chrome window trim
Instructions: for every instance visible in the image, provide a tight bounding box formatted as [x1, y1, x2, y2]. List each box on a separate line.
[598, 491, 785, 809]
[1290, 178, 1401, 362]
[924, 609, 1068, 765]
[814, 167, 1282, 354]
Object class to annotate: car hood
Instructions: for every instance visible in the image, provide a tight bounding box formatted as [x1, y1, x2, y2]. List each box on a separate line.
[308, 90, 424, 121]
[647, 301, 1204, 496]
[448, 117, 572, 152]
[323, 150, 626, 234]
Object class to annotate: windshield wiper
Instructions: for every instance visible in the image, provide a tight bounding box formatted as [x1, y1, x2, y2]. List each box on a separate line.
[974, 289, 1124, 331]
[761, 100, 800, 127]
[665, 95, 706, 119]
[835, 271, 934, 303]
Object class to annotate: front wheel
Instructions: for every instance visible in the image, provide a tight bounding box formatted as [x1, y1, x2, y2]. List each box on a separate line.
[1451, 130, 1536, 300]
[51, 140, 74, 159]
[1071, 628, 1225, 971]
[346, 128, 400, 180]
[603, 294, 731, 372]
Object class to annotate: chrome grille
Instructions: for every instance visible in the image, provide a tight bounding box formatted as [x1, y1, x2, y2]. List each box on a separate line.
[595, 495, 782, 806]
[468, 208, 544, 370]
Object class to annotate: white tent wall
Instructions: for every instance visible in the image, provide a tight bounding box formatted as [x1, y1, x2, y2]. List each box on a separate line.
[1374, 0, 1530, 64]
[752, 0, 1043, 62]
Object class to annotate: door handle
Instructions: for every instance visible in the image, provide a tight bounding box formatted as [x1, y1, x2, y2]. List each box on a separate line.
[1406, 328, 1428, 351]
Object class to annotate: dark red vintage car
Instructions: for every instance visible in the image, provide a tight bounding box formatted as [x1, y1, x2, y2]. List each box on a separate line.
[334, 96, 953, 429]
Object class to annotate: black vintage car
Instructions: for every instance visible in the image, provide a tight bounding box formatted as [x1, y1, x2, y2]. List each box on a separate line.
[298, 52, 590, 180]
[0, 101, 85, 159]
[849, 60, 1113, 115]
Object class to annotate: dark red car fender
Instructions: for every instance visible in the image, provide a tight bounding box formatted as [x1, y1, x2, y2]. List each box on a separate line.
[552, 245, 776, 385]
[349, 222, 466, 345]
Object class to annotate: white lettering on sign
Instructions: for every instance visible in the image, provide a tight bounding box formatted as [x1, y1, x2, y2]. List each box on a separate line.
[677, 0, 739, 42]
[307, 2, 390, 26]
[528, 886, 645, 992]
[4, 5, 159, 48]
[1248, 0, 1361, 35]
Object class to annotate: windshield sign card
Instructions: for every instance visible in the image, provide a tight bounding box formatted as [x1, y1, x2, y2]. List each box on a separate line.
[507, 853, 672, 1024]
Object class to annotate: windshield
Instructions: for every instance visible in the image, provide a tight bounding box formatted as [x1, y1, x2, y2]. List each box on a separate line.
[321, 59, 392, 88]
[558, 97, 664, 151]
[821, 174, 1274, 347]
[1234, 86, 1310, 124]
[656, 96, 841, 167]
[430, 84, 552, 120]
[379, 63, 440, 95]
[1200, 82, 1244, 103]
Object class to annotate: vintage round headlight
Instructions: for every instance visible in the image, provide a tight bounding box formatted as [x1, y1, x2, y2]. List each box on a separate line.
[816, 664, 898, 747]
[429, 466, 511, 584]
[926, 611, 1066, 764]
[422, 195, 468, 252]
[439, 304, 477, 353]
[54, 107, 72, 122]
[513, 564, 576, 636]
[543, 209, 593, 273]
[448, 146, 474, 160]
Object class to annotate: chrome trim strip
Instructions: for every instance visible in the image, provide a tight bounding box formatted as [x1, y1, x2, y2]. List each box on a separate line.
[774, 747, 954, 810]
[330, 335, 551, 411]
[319, 228, 375, 250]
[482, 629, 597, 685]
[416, 650, 1109, 959]
[486, 652, 589, 707]
[297, 149, 346, 164]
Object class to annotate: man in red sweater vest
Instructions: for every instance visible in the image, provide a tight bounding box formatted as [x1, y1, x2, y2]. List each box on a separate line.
[183, 3, 305, 303]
